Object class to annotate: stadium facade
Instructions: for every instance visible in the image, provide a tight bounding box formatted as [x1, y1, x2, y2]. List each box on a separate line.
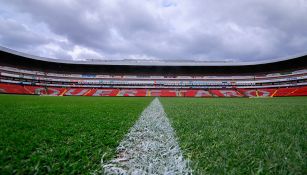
[0, 46, 307, 97]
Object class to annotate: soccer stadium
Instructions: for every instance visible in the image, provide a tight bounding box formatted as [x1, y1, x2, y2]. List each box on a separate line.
[0, 1, 307, 175]
[1, 46, 307, 174]
[1, 47, 307, 98]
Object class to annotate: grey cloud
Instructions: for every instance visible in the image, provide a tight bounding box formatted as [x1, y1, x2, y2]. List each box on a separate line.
[0, 17, 48, 50]
[0, 0, 307, 61]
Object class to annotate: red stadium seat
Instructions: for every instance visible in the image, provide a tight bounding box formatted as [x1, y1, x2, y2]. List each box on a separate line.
[64, 88, 91, 96]
[89, 89, 119, 96]
[238, 89, 276, 97]
[1, 83, 307, 98]
[289, 86, 307, 96]
[210, 90, 243, 97]
[117, 89, 147, 96]
[181, 90, 212, 97]
[150, 89, 177, 97]
[274, 87, 297, 97]
[0, 83, 27, 94]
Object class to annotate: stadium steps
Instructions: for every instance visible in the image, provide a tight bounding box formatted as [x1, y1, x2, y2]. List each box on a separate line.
[256, 89, 259, 97]
[116, 90, 121, 96]
[23, 86, 34, 94]
[60, 88, 68, 96]
[179, 90, 187, 97]
[270, 89, 278, 97]
[236, 89, 245, 97]
[147, 89, 151, 96]
[286, 88, 298, 96]
[83, 89, 93, 96]
[176, 90, 181, 97]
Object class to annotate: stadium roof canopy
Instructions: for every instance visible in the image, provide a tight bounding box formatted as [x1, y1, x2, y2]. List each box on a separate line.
[1, 46, 306, 75]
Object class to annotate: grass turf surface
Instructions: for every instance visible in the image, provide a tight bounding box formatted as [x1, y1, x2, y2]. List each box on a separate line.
[161, 97, 307, 175]
[0, 95, 152, 174]
[1, 95, 306, 174]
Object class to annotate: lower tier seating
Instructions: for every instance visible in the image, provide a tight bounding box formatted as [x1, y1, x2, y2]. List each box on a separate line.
[1, 83, 307, 97]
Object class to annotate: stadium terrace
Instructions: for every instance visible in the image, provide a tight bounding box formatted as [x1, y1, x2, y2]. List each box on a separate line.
[1, 46, 307, 174]
[0, 46, 307, 97]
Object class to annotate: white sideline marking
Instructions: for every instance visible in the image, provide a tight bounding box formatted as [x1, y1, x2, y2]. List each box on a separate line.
[102, 98, 192, 175]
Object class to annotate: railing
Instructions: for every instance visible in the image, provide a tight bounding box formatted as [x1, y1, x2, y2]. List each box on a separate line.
[1, 66, 306, 81]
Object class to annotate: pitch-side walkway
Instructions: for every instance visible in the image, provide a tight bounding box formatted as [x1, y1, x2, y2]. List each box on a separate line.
[102, 98, 192, 175]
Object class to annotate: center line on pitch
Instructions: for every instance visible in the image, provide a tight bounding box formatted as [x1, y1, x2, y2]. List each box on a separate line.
[102, 98, 192, 174]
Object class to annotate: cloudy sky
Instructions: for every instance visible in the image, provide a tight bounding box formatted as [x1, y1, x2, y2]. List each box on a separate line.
[0, 0, 307, 62]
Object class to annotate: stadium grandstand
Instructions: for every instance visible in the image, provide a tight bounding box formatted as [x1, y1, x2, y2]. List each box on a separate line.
[2, 1, 307, 174]
[1, 46, 307, 98]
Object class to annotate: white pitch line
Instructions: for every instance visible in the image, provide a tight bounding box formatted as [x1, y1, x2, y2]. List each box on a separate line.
[102, 98, 192, 175]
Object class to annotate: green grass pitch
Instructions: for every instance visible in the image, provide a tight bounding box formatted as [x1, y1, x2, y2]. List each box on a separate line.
[0, 95, 152, 174]
[161, 97, 307, 174]
[0, 95, 306, 174]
